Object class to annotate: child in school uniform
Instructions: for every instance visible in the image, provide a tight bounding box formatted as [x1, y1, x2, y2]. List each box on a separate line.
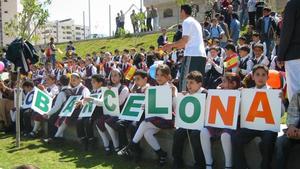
[204, 46, 224, 89]
[30, 75, 59, 138]
[103, 52, 115, 78]
[54, 73, 90, 140]
[76, 74, 105, 151]
[104, 69, 130, 153]
[20, 80, 35, 136]
[117, 70, 150, 160]
[172, 71, 206, 169]
[237, 45, 252, 79]
[118, 64, 177, 166]
[201, 73, 241, 169]
[83, 57, 97, 90]
[233, 64, 281, 169]
[224, 43, 239, 73]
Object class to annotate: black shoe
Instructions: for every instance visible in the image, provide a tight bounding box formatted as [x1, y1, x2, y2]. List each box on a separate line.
[79, 137, 88, 151]
[87, 137, 97, 151]
[156, 149, 168, 166]
[42, 138, 53, 144]
[104, 147, 112, 156]
[28, 131, 38, 138]
[172, 160, 183, 169]
[52, 137, 65, 144]
[117, 145, 133, 158]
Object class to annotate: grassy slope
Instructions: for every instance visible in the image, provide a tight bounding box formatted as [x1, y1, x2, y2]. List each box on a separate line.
[0, 133, 170, 169]
[56, 32, 175, 60]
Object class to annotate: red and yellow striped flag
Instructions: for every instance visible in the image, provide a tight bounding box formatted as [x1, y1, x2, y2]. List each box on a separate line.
[124, 66, 136, 80]
[224, 53, 239, 70]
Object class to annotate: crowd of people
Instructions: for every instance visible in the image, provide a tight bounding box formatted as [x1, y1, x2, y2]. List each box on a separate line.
[0, 1, 300, 169]
[114, 5, 159, 35]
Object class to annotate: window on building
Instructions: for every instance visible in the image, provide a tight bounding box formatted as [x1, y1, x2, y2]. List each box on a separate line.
[4, 0, 8, 2]
[163, 8, 173, 18]
[4, 11, 8, 14]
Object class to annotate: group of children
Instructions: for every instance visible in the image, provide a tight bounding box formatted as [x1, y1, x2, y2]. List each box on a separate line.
[9, 62, 295, 169]
[0, 35, 298, 169]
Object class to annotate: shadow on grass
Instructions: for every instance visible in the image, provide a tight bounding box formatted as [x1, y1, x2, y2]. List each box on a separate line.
[1, 134, 170, 169]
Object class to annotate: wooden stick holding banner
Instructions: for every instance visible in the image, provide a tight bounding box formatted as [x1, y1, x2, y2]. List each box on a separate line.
[15, 68, 21, 147]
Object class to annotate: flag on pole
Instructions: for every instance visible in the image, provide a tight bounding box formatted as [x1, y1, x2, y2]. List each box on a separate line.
[224, 53, 239, 70]
[124, 66, 136, 80]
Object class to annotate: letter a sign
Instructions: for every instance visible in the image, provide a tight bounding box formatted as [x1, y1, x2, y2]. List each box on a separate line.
[240, 89, 281, 132]
[31, 87, 53, 115]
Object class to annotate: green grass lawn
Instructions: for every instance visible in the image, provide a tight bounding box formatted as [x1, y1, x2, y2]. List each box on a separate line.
[56, 32, 175, 61]
[0, 133, 170, 169]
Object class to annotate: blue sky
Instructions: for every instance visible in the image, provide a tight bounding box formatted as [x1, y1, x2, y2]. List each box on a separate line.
[48, 0, 143, 35]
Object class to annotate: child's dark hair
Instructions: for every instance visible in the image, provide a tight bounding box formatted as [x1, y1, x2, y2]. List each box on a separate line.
[252, 64, 269, 75]
[186, 71, 203, 83]
[123, 49, 129, 54]
[149, 45, 155, 50]
[59, 75, 70, 86]
[134, 70, 148, 79]
[15, 164, 40, 169]
[239, 45, 250, 53]
[156, 64, 171, 77]
[224, 72, 241, 89]
[92, 74, 106, 84]
[225, 43, 236, 53]
[252, 32, 260, 37]
[22, 80, 34, 88]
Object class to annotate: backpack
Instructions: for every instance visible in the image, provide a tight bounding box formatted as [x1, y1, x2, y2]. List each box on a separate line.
[6, 38, 39, 74]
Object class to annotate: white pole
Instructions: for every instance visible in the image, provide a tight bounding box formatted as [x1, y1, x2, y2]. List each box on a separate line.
[15, 68, 21, 148]
[83, 11, 86, 40]
[109, 4, 112, 37]
[88, 0, 91, 35]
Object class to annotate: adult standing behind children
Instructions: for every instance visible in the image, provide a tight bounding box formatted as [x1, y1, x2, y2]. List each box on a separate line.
[278, 0, 300, 102]
[163, 4, 206, 92]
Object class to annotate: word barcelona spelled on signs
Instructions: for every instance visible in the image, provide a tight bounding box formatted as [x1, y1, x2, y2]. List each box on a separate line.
[29, 86, 282, 132]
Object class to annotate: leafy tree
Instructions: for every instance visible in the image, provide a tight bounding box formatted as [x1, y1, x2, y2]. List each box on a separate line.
[176, 0, 187, 6]
[4, 0, 51, 43]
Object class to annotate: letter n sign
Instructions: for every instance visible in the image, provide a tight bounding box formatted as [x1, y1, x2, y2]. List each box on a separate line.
[205, 90, 240, 130]
[175, 93, 206, 130]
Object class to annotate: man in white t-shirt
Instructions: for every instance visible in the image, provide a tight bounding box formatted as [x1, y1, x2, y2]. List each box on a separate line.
[162, 4, 207, 91]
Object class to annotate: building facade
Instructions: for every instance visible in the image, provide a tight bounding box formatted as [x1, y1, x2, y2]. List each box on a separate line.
[36, 19, 90, 45]
[0, 0, 18, 47]
[143, 0, 209, 29]
[143, 0, 288, 29]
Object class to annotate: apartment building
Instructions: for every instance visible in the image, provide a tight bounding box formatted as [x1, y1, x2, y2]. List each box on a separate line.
[0, 0, 18, 47]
